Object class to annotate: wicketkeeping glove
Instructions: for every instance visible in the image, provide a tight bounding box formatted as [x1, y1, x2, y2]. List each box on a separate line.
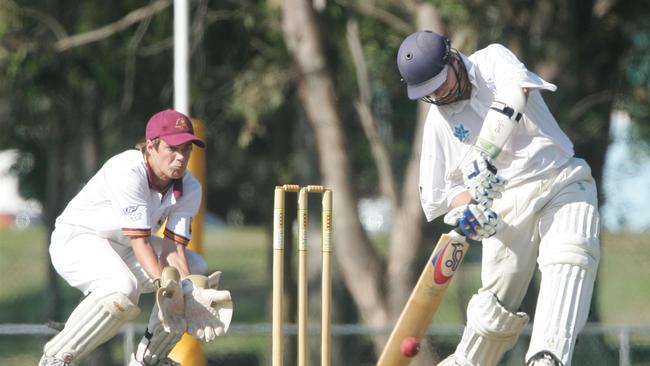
[155, 266, 187, 333]
[444, 203, 499, 241]
[462, 153, 506, 208]
[182, 272, 233, 342]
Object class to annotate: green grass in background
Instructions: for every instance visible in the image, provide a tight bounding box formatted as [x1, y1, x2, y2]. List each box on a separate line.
[202, 227, 269, 324]
[1, 226, 649, 365]
[0, 227, 48, 323]
[599, 232, 650, 324]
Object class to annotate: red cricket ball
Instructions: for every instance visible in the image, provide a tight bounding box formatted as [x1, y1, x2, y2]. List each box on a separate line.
[400, 336, 420, 358]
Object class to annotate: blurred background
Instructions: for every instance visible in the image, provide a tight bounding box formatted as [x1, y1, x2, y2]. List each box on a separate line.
[1, 0, 650, 365]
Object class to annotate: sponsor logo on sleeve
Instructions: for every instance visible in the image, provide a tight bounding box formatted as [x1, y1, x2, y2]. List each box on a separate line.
[123, 205, 145, 221]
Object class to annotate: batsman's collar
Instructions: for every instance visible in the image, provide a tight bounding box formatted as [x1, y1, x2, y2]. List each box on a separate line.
[146, 109, 205, 148]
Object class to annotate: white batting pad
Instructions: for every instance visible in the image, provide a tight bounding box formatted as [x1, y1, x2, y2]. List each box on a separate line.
[526, 263, 594, 365]
[529, 196, 600, 365]
[130, 303, 183, 365]
[450, 291, 529, 366]
[43, 292, 140, 364]
[437, 354, 473, 366]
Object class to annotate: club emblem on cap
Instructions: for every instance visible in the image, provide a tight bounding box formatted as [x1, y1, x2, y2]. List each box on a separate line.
[175, 118, 189, 130]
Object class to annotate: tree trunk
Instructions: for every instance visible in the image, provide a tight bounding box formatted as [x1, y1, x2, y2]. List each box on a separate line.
[280, 0, 453, 360]
[281, 0, 389, 354]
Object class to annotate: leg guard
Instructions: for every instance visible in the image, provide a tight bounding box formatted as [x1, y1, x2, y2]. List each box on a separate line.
[130, 304, 183, 366]
[526, 236, 597, 366]
[445, 291, 529, 366]
[43, 292, 140, 365]
[437, 354, 472, 366]
[528, 175, 600, 366]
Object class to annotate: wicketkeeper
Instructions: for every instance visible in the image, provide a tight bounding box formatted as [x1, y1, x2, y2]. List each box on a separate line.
[396, 31, 600, 366]
[39, 109, 233, 366]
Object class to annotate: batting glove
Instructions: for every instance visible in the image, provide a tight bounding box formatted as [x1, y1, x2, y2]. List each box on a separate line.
[444, 203, 499, 241]
[462, 153, 506, 208]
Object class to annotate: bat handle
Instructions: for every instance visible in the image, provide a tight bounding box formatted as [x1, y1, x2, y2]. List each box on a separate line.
[450, 227, 481, 245]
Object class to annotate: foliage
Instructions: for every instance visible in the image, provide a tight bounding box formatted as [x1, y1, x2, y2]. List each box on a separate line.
[1, 0, 645, 223]
[2, 2, 650, 362]
[622, 16, 650, 154]
[2, 227, 650, 363]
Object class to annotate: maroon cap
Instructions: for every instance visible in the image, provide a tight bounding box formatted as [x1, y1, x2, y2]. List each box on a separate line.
[146, 109, 205, 148]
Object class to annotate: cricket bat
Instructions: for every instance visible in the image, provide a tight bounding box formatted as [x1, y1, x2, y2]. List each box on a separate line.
[377, 229, 470, 366]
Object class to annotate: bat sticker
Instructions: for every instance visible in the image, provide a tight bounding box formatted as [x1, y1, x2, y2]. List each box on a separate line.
[432, 241, 465, 285]
[377, 231, 468, 366]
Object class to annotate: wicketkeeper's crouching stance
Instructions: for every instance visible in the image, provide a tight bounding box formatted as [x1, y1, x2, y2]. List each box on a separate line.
[40, 263, 232, 366]
[396, 31, 600, 365]
[39, 109, 233, 366]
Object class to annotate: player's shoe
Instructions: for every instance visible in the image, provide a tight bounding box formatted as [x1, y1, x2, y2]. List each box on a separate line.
[528, 352, 560, 366]
[38, 355, 67, 366]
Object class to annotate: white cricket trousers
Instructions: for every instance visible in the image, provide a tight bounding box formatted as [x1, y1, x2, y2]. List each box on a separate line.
[480, 157, 600, 365]
[49, 224, 208, 304]
[482, 157, 600, 310]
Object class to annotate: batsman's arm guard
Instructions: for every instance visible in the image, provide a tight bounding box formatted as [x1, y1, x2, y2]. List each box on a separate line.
[475, 84, 527, 159]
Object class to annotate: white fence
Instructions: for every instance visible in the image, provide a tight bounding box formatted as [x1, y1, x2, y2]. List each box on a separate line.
[2, 323, 649, 365]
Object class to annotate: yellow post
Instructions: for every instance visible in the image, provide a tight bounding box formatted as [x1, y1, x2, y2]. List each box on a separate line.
[169, 118, 207, 366]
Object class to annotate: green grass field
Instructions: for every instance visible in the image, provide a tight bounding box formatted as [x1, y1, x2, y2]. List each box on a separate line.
[1, 226, 649, 365]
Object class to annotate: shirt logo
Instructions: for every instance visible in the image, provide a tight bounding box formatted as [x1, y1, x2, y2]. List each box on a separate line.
[577, 181, 586, 191]
[454, 124, 470, 143]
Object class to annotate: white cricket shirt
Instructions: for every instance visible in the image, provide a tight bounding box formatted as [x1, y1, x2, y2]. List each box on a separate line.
[56, 150, 201, 246]
[419, 43, 574, 221]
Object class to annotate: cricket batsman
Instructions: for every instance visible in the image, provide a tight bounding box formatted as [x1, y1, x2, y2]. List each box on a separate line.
[396, 30, 600, 365]
[39, 109, 233, 366]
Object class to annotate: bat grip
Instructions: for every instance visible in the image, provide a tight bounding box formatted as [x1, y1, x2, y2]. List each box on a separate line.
[451, 227, 481, 245]
[451, 198, 490, 246]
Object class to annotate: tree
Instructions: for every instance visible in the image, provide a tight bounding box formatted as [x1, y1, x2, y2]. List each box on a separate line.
[279, 0, 645, 363]
[2, 1, 649, 364]
[280, 1, 446, 364]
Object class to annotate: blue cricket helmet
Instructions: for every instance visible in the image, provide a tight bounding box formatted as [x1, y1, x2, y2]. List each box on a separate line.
[397, 31, 451, 100]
